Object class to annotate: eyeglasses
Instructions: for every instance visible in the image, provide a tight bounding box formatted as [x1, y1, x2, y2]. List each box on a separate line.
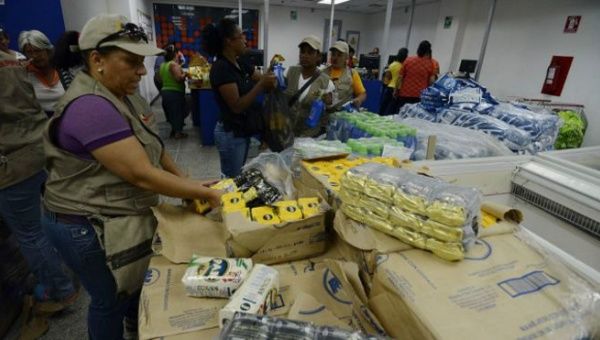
[95, 23, 148, 50]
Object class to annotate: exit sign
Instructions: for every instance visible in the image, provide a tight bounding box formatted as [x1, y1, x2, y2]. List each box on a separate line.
[564, 16, 581, 33]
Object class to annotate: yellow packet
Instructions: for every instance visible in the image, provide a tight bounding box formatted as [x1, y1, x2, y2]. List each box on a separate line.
[193, 199, 211, 214]
[273, 201, 303, 222]
[251, 206, 280, 224]
[298, 197, 320, 218]
[222, 192, 246, 211]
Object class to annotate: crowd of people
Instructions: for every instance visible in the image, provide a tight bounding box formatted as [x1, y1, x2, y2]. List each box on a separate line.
[1, 13, 441, 339]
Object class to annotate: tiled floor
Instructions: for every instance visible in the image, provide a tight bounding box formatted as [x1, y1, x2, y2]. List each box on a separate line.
[5, 98, 226, 340]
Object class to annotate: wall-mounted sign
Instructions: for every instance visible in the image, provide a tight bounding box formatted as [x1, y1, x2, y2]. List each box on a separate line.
[290, 10, 297, 21]
[563, 15, 581, 33]
[444, 16, 453, 29]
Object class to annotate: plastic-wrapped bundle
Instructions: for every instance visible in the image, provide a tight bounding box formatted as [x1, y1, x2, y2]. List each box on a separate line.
[182, 256, 252, 298]
[481, 103, 562, 152]
[420, 86, 447, 111]
[399, 118, 513, 160]
[393, 172, 440, 215]
[439, 108, 531, 151]
[293, 138, 352, 159]
[326, 111, 418, 149]
[219, 313, 389, 340]
[554, 110, 585, 149]
[340, 164, 481, 261]
[398, 103, 439, 122]
[432, 74, 498, 106]
[426, 184, 481, 228]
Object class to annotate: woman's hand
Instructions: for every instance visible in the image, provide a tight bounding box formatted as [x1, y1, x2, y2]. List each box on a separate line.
[259, 73, 277, 91]
[206, 189, 223, 208]
[200, 179, 220, 187]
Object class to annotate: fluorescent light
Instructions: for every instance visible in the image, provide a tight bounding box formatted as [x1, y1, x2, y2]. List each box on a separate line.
[318, 0, 351, 4]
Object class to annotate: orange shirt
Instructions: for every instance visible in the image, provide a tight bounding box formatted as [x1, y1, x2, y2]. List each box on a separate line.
[399, 56, 434, 98]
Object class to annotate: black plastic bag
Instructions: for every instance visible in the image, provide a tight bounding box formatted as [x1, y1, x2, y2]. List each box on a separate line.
[263, 90, 294, 152]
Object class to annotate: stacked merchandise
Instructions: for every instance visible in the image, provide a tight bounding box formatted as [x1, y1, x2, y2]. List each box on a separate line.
[293, 137, 410, 160]
[397, 74, 562, 153]
[346, 137, 406, 157]
[194, 169, 283, 215]
[180, 255, 279, 328]
[554, 110, 586, 149]
[293, 139, 352, 160]
[339, 163, 481, 261]
[302, 157, 397, 193]
[222, 192, 320, 224]
[327, 111, 417, 149]
[401, 118, 513, 160]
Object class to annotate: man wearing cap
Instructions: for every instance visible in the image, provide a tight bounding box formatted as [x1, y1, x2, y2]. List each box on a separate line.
[325, 40, 367, 110]
[284, 35, 335, 137]
[41, 14, 222, 339]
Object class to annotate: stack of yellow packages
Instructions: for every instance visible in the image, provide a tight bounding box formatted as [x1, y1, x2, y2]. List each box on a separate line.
[222, 193, 320, 225]
[302, 157, 397, 193]
[339, 163, 481, 261]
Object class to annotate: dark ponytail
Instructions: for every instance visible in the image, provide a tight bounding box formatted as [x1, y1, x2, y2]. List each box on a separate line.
[201, 18, 238, 57]
[164, 44, 177, 62]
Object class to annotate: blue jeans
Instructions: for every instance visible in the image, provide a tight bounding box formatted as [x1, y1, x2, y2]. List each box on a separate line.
[214, 122, 250, 178]
[0, 171, 74, 301]
[43, 212, 139, 340]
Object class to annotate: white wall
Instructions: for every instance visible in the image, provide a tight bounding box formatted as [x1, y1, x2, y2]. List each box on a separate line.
[453, 0, 600, 146]
[363, 1, 441, 63]
[60, 0, 108, 31]
[431, 0, 471, 73]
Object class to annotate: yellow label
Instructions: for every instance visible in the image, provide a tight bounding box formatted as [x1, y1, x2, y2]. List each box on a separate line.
[298, 197, 320, 218]
[251, 207, 280, 224]
[273, 201, 303, 222]
[222, 192, 246, 211]
[481, 211, 498, 228]
[193, 199, 211, 214]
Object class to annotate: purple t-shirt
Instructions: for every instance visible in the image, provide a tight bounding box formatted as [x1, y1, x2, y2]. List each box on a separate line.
[55, 95, 133, 159]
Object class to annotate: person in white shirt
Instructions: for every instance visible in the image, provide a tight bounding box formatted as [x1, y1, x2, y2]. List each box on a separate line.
[284, 35, 334, 137]
[19, 30, 65, 116]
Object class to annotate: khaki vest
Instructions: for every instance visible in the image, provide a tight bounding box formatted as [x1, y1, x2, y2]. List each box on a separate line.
[0, 56, 47, 189]
[327, 66, 354, 111]
[43, 72, 163, 295]
[284, 66, 331, 137]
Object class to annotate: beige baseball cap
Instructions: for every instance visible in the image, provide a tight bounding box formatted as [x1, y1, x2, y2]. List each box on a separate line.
[298, 35, 322, 52]
[330, 41, 349, 54]
[79, 14, 163, 56]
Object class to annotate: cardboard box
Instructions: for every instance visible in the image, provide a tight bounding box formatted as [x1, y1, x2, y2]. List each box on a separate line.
[139, 256, 228, 339]
[140, 256, 386, 339]
[151, 204, 228, 263]
[333, 211, 413, 291]
[269, 259, 387, 337]
[295, 162, 340, 208]
[368, 233, 597, 340]
[223, 209, 327, 265]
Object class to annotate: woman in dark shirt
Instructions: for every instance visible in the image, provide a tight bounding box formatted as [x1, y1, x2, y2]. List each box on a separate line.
[202, 18, 275, 178]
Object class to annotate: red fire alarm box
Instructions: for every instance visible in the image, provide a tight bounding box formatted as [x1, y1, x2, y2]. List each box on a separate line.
[541, 56, 573, 96]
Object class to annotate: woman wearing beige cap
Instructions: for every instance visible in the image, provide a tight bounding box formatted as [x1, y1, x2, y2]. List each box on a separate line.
[325, 40, 367, 111]
[41, 14, 222, 339]
[284, 35, 334, 137]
